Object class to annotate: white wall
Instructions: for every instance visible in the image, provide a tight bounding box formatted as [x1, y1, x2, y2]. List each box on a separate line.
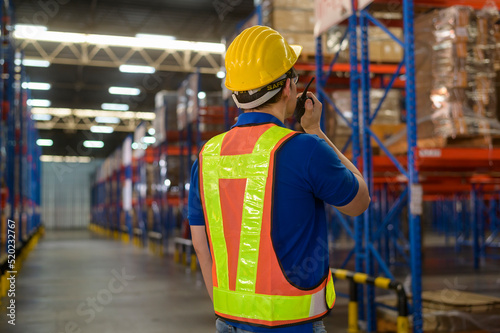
[41, 160, 102, 229]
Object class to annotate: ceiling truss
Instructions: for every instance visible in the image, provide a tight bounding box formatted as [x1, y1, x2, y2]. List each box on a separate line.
[17, 39, 222, 74]
[33, 108, 154, 132]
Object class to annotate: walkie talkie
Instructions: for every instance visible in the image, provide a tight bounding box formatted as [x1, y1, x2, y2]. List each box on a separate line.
[294, 77, 315, 124]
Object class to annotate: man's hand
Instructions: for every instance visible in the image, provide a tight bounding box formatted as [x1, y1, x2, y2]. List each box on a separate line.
[298, 92, 322, 133]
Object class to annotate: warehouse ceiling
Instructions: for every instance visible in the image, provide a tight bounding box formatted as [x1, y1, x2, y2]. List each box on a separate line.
[14, 0, 256, 158]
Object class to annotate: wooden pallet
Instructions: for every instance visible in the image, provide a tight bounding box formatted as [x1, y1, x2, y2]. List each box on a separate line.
[377, 317, 491, 333]
[376, 290, 500, 333]
[297, 52, 335, 64]
[422, 289, 500, 313]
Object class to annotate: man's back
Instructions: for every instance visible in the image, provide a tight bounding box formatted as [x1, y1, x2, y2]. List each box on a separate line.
[189, 113, 357, 332]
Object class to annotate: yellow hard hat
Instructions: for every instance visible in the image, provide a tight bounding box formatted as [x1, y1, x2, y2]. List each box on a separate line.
[225, 25, 302, 92]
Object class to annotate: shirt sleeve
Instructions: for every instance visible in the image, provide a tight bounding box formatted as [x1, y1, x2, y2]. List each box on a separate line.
[188, 159, 206, 226]
[307, 138, 359, 207]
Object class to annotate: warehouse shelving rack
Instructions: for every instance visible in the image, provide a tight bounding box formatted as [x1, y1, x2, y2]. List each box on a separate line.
[131, 126, 147, 245]
[3, 0, 17, 250]
[0, 2, 6, 258]
[154, 74, 202, 254]
[149, 94, 184, 251]
[314, 1, 500, 332]
[0, 0, 43, 294]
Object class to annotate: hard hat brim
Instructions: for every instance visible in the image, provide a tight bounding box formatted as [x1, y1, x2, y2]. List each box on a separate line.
[290, 44, 303, 60]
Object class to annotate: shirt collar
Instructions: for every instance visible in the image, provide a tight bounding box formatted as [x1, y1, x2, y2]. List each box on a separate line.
[231, 112, 285, 129]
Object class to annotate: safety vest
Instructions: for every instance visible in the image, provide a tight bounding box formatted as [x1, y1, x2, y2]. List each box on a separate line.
[199, 123, 335, 328]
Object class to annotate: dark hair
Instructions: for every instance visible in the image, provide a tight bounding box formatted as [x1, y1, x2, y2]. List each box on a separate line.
[238, 89, 284, 111]
[237, 67, 297, 111]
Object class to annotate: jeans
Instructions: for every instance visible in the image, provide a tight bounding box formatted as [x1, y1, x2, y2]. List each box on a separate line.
[216, 318, 327, 333]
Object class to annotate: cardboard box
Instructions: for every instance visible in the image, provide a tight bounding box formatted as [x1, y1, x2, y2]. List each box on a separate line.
[272, 8, 315, 33]
[325, 26, 403, 63]
[281, 31, 317, 54]
[271, 0, 314, 10]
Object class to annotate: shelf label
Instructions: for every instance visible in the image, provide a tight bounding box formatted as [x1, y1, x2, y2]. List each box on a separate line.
[122, 136, 132, 166]
[410, 184, 423, 216]
[418, 149, 442, 158]
[123, 179, 132, 211]
[314, 0, 353, 37]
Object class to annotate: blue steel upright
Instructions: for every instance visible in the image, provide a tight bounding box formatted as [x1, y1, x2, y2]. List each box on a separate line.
[16, 52, 24, 241]
[359, 10, 376, 332]
[402, 0, 423, 331]
[124, 135, 133, 241]
[314, 0, 365, 325]
[315, 37, 325, 132]
[347, 1, 364, 323]
[4, 39, 15, 242]
[0, 0, 3, 259]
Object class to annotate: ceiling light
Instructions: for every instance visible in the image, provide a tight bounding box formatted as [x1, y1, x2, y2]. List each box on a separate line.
[31, 114, 52, 121]
[22, 82, 51, 90]
[95, 116, 120, 124]
[32, 107, 72, 117]
[108, 86, 141, 96]
[101, 103, 129, 111]
[83, 140, 104, 148]
[28, 99, 51, 107]
[90, 125, 114, 134]
[216, 71, 225, 79]
[31, 107, 153, 120]
[14, 30, 86, 43]
[37, 139, 53, 147]
[137, 112, 155, 120]
[191, 42, 225, 53]
[142, 136, 156, 144]
[14, 29, 225, 54]
[14, 24, 47, 35]
[14, 59, 21, 66]
[131, 142, 139, 150]
[40, 155, 91, 163]
[119, 65, 156, 74]
[135, 33, 176, 41]
[148, 128, 155, 135]
[41, 155, 63, 162]
[22, 59, 50, 67]
[198, 91, 206, 100]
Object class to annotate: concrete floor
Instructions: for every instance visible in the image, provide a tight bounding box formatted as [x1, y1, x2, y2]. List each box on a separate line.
[0, 230, 349, 333]
[0, 230, 499, 332]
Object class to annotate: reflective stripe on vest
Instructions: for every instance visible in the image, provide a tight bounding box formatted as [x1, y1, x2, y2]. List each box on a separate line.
[200, 124, 335, 327]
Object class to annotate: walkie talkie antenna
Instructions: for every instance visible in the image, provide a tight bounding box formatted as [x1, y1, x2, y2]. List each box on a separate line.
[294, 77, 315, 124]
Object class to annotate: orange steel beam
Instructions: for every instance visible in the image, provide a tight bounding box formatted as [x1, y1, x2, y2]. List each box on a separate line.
[373, 148, 500, 173]
[371, 0, 500, 9]
[294, 62, 405, 74]
[416, 148, 500, 171]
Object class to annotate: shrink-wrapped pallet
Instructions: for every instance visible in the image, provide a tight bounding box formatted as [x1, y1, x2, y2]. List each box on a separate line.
[416, 5, 500, 140]
[262, 0, 320, 55]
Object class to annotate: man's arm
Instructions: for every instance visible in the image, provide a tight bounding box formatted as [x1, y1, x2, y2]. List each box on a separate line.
[300, 92, 371, 216]
[190, 225, 213, 302]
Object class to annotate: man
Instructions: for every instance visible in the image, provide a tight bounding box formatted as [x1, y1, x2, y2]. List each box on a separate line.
[188, 26, 370, 333]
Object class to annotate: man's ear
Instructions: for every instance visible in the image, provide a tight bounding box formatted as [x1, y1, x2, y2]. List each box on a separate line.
[282, 78, 291, 98]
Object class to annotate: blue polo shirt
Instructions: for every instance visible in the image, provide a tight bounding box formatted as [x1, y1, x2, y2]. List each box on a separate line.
[188, 112, 359, 332]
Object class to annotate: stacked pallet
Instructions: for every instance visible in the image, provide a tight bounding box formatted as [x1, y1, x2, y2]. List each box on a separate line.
[325, 25, 404, 63]
[329, 89, 403, 151]
[263, 0, 319, 55]
[153, 91, 178, 145]
[387, 6, 500, 155]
